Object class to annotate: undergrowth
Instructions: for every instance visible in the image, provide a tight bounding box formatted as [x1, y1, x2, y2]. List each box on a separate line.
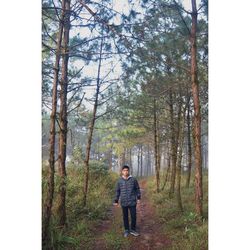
[147, 172, 208, 250]
[42, 160, 118, 249]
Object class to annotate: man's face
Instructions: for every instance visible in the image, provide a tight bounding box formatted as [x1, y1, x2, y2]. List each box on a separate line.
[122, 168, 129, 177]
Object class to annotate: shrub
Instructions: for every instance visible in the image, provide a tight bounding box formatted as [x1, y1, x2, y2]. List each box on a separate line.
[42, 159, 119, 249]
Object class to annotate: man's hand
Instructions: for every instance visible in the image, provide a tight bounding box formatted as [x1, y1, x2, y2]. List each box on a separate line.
[137, 199, 141, 204]
[113, 202, 119, 206]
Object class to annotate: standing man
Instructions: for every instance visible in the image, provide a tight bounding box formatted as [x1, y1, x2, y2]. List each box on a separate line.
[113, 165, 141, 237]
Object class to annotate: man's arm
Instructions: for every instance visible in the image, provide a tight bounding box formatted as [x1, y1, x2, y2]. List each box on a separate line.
[113, 181, 120, 205]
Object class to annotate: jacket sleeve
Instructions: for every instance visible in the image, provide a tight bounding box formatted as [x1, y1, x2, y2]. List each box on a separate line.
[134, 179, 141, 200]
[114, 180, 120, 203]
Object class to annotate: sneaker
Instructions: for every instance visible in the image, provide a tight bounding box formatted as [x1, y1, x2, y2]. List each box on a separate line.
[124, 230, 129, 237]
[129, 230, 140, 236]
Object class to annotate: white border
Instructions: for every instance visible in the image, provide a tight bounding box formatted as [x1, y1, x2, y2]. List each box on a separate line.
[0, 0, 41, 249]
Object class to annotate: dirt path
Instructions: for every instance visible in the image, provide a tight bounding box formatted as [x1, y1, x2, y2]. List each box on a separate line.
[90, 179, 172, 250]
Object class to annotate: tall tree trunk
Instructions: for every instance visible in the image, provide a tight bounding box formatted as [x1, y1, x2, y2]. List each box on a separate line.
[83, 35, 104, 207]
[153, 99, 160, 192]
[169, 91, 177, 198]
[137, 146, 140, 177]
[57, 0, 70, 228]
[146, 146, 148, 177]
[176, 137, 184, 212]
[176, 106, 187, 212]
[140, 145, 143, 177]
[190, 0, 203, 217]
[167, 154, 171, 182]
[43, 0, 65, 243]
[161, 140, 171, 191]
[118, 154, 123, 172]
[186, 101, 192, 188]
[122, 149, 126, 166]
[129, 148, 133, 175]
[147, 145, 151, 176]
[157, 129, 161, 180]
[162, 160, 171, 191]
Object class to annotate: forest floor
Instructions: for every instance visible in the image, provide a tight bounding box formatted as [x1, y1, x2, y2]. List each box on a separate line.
[90, 179, 172, 250]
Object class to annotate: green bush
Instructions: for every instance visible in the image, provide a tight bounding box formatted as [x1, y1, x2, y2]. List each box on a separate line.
[42, 159, 119, 249]
[89, 160, 109, 176]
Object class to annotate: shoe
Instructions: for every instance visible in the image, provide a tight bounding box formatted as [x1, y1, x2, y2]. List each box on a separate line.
[124, 230, 129, 237]
[129, 230, 140, 236]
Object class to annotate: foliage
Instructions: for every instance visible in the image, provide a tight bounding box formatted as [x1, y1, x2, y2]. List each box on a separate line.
[147, 173, 208, 250]
[42, 161, 119, 249]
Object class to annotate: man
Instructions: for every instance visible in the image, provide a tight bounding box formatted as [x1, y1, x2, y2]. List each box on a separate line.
[113, 165, 141, 237]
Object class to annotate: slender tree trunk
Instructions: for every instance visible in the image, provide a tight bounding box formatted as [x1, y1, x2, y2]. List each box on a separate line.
[57, 0, 70, 228]
[167, 154, 171, 182]
[129, 148, 133, 175]
[137, 146, 140, 177]
[190, 0, 203, 217]
[122, 149, 126, 166]
[140, 145, 143, 177]
[146, 146, 149, 177]
[118, 154, 123, 171]
[153, 99, 160, 192]
[169, 91, 177, 198]
[43, 0, 65, 243]
[162, 160, 171, 191]
[176, 106, 187, 212]
[176, 136, 184, 212]
[186, 101, 192, 188]
[167, 139, 172, 183]
[83, 36, 104, 207]
[162, 140, 171, 191]
[157, 129, 161, 180]
[147, 145, 151, 176]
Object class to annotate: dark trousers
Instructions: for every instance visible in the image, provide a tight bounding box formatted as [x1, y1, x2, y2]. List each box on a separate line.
[122, 205, 136, 231]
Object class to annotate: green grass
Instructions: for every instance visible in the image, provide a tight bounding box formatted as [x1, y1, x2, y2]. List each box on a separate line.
[147, 172, 208, 250]
[42, 161, 119, 249]
[42, 162, 208, 250]
[101, 203, 131, 250]
[103, 228, 131, 250]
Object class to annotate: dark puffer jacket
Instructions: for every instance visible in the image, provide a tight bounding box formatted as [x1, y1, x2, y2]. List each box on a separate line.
[114, 175, 141, 207]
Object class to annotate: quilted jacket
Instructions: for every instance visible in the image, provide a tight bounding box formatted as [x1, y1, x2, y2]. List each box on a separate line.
[114, 175, 141, 207]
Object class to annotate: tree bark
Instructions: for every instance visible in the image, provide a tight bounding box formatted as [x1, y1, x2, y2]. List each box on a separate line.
[153, 98, 160, 192]
[129, 148, 133, 175]
[43, 0, 65, 243]
[157, 129, 161, 180]
[186, 100, 192, 188]
[122, 149, 126, 166]
[83, 35, 104, 207]
[117, 152, 124, 172]
[176, 105, 187, 212]
[169, 91, 178, 198]
[190, 0, 203, 217]
[57, 0, 70, 228]
[161, 140, 171, 191]
[137, 146, 140, 177]
[147, 145, 151, 176]
[140, 145, 143, 177]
